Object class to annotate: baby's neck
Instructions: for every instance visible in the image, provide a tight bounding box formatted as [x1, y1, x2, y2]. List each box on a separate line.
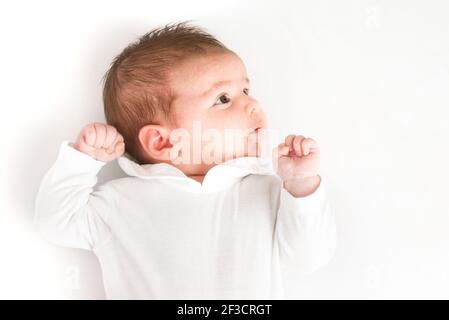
[189, 175, 205, 184]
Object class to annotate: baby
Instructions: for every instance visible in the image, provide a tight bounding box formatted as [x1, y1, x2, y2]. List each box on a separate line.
[34, 22, 336, 299]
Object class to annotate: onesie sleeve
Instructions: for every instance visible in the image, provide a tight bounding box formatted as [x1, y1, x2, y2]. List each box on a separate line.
[275, 178, 337, 275]
[34, 140, 114, 251]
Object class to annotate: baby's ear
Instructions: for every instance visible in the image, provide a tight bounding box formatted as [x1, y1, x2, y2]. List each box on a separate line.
[138, 124, 173, 161]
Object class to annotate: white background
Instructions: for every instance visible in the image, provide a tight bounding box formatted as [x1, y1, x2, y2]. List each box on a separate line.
[1, 0, 448, 299]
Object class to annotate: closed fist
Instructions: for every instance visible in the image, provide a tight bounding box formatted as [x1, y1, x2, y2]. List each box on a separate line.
[70, 123, 125, 162]
[273, 134, 320, 182]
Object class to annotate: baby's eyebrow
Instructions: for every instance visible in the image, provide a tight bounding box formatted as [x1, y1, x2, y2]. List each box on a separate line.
[201, 77, 250, 97]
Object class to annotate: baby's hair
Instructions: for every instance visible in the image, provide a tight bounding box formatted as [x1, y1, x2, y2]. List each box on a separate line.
[102, 21, 230, 164]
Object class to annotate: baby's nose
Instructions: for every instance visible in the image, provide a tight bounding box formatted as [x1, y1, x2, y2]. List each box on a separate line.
[245, 102, 260, 116]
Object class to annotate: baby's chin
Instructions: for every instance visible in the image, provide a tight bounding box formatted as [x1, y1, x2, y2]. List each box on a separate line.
[227, 145, 262, 160]
[242, 147, 261, 158]
[208, 147, 259, 164]
[232, 139, 260, 158]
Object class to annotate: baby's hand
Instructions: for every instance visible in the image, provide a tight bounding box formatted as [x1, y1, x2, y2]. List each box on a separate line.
[70, 123, 125, 162]
[273, 134, 321, 197]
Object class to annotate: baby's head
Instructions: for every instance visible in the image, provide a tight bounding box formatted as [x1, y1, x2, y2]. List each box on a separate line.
[103, 22, 267, 176]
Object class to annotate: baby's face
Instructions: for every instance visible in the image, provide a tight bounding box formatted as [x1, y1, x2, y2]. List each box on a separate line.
[168, 51, 267, 169]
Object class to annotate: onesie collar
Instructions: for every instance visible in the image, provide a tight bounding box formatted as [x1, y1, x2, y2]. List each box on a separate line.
[117, 154, 276, 192]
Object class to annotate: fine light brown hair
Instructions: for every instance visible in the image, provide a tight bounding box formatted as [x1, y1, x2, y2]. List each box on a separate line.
[102, 21, 230, 164]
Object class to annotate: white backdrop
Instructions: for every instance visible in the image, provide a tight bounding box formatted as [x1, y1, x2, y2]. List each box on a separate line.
[1, 0, 448, 299]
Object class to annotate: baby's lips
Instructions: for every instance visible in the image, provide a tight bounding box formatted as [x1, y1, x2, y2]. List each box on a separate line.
[247, 126, 264, 140]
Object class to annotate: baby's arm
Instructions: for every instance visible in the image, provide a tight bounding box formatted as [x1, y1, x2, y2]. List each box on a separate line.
[274, 135, 337, 275]
[34, 123, 125, 250]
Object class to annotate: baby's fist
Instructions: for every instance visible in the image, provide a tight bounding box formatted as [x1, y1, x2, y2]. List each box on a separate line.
[70, 123, 125, 162]
[273, 134, 321, 197]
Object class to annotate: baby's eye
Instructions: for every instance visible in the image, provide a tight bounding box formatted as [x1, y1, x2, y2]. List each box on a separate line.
[243, 88, 250, 95]
[214, 94, 231, 106]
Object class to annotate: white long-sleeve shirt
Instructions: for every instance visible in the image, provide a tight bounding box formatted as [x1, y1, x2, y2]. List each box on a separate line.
[34, 140, 336, 299]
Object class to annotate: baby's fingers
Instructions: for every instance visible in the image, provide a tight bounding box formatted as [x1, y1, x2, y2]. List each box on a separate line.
[93, 123, 107, 148]
[277, 143, 290, 157]
[284, 134, 296, 151]
[103, 125, 118, 149]
[80, 124, 96, 148]
[115, 141, 125, 155]
[292, 135, 305, 156]
[106, 140, 125, 155]
[272, 143, 289, 165]
[301, 137, 319, 156]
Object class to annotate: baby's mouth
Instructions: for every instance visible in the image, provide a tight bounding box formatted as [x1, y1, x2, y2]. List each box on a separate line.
[247, 127, 264, 145]
[248, 126, 262, 135]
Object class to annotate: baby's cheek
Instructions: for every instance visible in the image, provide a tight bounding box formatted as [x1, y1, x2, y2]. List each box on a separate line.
[221, 114, 249, 132]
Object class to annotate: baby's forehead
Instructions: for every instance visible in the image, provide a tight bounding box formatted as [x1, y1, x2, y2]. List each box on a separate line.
[169, 52, 248, 97]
